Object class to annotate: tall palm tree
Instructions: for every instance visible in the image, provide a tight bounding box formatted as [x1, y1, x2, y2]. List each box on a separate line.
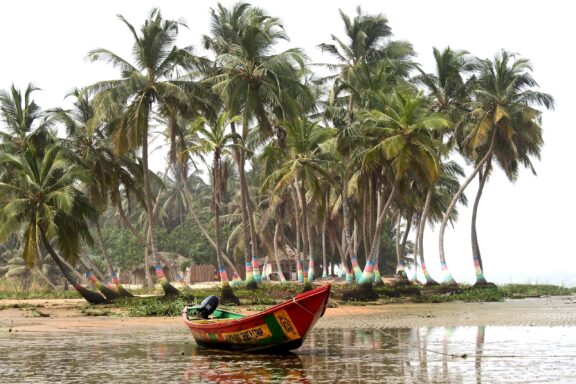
[204, 2, 310, 288]
[0, 146, 106, 304]
[358, 91, 447, 286]
[191, 111, 240, 303]
[264, 117, 335, 285]
[414, 47, 475, 284]
[86, 9, 209, 295]
[446, 50, 553, 285]
[319, 6, 415, 282]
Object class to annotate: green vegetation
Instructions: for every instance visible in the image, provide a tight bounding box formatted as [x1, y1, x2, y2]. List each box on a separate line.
[2, 283, 574, 317]
[0, 4, 555, 302]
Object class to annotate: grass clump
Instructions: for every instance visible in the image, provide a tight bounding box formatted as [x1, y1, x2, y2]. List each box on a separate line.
[499, 284, 576, 298]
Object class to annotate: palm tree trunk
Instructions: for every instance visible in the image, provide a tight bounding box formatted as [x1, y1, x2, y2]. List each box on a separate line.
[290, 188, 303, 282]
[395, 213, 408, 279]
[94, 220, 114, 278]
[418, 188, 439, 285]
[322, 198, 328, 279]
[306, 196, 315, 281]
[471, 163, 490, 285]
[33, 266, 57, 289]
[245, 182, 261, 283]
[179, 174, 241, 279]
[273, 218, 287, 282]
[116, 196, 154, 287]
[78, 255, 106, 283]
[213, 156, 227, 286]
[214, 155, 239, 304]
[295, 177, 310, 285]
[360, 181, 399, 285]
[231, 121, 256, 289]
[342, 172, 362, 281]
[439, 130, 497, 286]
[39, 229, 107, 304]
[142, 137, 178, 294]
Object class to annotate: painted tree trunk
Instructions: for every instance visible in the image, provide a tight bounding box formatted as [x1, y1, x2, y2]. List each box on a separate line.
[322, 202, 328, 279]
[231, 122, 256, 289]
[438, 130, 497, 286]
[291, 189, 303, 283]
[418, 188, 439, 285]
[86, 271, 120, 300]
[273, 218, 287, 282]
[245, 180, 261, 283]
[142, 137, 179, 295]
[342, 174, 361, 281]
[307, 203, 315, 281]
[360, 181, 399, 285]
[394, 213, 408, 280]
[295, 178, 310, 284]
[471, 164, 490, 285]
[40, 230, 107, 304]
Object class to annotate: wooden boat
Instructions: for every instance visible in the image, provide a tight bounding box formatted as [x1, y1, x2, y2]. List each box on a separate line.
[182, 284, 331, 353]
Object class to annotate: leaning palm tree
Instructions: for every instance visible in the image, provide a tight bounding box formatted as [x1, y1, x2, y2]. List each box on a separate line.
[86, 9, 210, 295]
[51, 89, 136, 297]
[0, 146, 106, 304]
[414, 47, 475, 284]
[190, 111, 240, 304]
[447, 50, 553, 285]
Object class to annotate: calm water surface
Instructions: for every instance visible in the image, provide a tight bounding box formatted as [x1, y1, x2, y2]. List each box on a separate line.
[1, 324, 575, 383]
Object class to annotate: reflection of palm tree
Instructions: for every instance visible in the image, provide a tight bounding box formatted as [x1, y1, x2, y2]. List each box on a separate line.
[475, 326, 486, 384]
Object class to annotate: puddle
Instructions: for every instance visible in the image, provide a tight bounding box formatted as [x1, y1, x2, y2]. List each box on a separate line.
[1, 325, 574, 383]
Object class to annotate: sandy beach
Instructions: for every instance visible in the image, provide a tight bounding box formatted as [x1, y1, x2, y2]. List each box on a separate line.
[1, 295, 575, 333]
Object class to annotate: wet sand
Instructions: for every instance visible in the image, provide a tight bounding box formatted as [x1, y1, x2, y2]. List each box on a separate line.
[1, 295, 575, 333]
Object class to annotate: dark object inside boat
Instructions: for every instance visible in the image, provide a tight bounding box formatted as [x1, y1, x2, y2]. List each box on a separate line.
[198, 295, 219, 319]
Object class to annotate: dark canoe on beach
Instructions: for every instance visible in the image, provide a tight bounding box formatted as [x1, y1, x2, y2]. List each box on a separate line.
[182, 284, 331, 353]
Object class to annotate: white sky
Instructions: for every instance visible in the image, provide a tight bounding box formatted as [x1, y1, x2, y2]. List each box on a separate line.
[2, 1, 575, 286]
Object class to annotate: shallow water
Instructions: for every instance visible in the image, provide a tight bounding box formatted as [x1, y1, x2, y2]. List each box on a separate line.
[1, 324, 575, 383]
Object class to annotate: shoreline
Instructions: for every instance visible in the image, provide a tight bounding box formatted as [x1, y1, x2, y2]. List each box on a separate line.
[1, 295, 575, 333]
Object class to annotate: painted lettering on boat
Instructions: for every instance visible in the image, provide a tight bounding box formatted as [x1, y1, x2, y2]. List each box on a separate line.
[222, 324, 272, 343]
[274, 309, 300, 340]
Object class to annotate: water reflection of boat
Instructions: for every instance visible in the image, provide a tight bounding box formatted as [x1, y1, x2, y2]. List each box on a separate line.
[183, 350, 310, 384]
[182, 284, 330, 353]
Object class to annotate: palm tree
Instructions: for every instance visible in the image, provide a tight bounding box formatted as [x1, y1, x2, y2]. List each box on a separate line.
[51, 89, 136, 296]
[414, 47, 475, 285]
[319, 6, 415, 282]
[444, 50, 553, 285]
[358, 91, 447, 286]
[0, 146, 106, 304]
[204, 2, 310, 288]
[86, 9, 209, 295]
[191, 111, 240, 303]
[264, 117, 335, 286]
[0, 83, 52, 154]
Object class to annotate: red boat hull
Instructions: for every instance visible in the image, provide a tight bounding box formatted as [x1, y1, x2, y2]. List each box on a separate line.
[182, 284, 331, 353]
